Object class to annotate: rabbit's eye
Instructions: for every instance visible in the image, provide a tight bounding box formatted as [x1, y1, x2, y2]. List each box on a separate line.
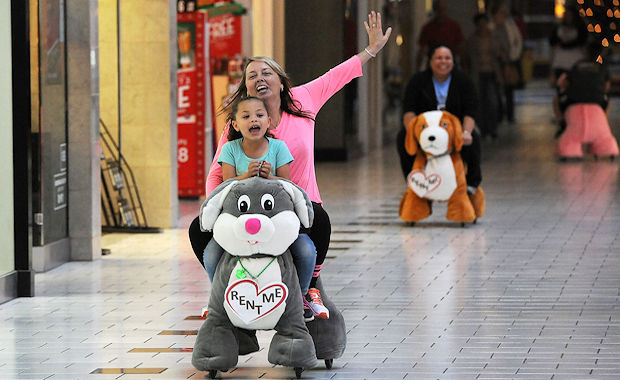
[237, 195, 250, 212]
[261, 194, 274, 211]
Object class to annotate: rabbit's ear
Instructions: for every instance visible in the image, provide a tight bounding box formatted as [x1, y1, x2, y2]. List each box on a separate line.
[278, 180, 314, 228]
[199, 179, 238, 231]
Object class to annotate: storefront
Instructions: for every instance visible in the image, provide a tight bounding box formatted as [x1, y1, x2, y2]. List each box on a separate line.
[2, 0, 101, 304]
[31, 0, 70, 271]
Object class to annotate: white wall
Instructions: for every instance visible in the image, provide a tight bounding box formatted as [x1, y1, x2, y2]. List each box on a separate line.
[0, 1, 15, 276]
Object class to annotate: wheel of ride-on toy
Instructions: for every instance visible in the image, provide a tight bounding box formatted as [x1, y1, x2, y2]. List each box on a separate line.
[295, 367, 303, 378]
[208, 369, 217, 378]
[325, 359, 333, 369]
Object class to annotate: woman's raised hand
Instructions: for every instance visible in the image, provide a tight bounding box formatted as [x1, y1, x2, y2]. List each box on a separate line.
[364, 11, 392, 57]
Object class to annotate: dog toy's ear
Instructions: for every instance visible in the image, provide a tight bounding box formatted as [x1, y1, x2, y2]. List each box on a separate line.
[404, 115, 424, 156]
[278, 179, 314, 228]
[199, 179, 238, 231]
[443, 111, 464, 152]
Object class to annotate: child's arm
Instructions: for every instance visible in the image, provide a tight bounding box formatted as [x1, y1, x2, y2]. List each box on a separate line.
[275, 163, 290, 180]
[222, 161, 261, 181]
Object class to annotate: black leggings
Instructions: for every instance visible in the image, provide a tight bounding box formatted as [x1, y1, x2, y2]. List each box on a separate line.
[188, 201, 332, 286]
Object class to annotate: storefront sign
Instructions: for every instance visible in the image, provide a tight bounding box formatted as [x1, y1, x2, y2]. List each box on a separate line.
[177, 12, 212, 197]
[209, 13, 241, 61]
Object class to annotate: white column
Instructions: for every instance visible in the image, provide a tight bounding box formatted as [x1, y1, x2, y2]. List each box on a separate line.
[357, 0, 385, 153]
[251, 0, 284, 64]
[66, 0, 101, 261]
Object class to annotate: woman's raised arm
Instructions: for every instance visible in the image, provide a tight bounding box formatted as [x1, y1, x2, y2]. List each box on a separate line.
[357, 11, 392, 65]
[297, 11, 392, 113]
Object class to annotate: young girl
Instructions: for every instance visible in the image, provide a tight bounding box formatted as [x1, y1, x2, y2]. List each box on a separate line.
[204, 96, 319, 321]
[219, 96, 292, 181]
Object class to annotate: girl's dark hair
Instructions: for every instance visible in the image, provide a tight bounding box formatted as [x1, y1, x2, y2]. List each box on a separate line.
[227, 96, 274, 141]
[220, 56, 314, 125]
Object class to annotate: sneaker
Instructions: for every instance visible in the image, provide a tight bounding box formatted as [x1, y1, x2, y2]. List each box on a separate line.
[303, 304, 314, 322]
[305, 288, 329, 319]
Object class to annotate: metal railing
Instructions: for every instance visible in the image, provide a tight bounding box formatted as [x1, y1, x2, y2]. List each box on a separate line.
[100, 119, 160, 233]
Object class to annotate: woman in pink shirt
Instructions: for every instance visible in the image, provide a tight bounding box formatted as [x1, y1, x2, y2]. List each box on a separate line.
[189, 11, 391, 319]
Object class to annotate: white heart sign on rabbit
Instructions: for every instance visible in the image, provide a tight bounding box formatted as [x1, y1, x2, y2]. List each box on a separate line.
[225, 280, 288, 324]
[407, 169, 442, 198]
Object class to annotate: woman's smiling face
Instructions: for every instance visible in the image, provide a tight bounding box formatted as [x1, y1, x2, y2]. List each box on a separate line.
[245, 60, 283, 100]
[429, 47, 454, 79]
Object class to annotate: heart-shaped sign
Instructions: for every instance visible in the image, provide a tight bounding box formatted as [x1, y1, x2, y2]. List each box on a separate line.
[407, 169, 442, 198]
[225, 279, 288, 324]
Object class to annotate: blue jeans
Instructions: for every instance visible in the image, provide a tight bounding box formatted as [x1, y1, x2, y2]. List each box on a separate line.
[290, 233, 317, 295]
[202, 233, 317, 295]
[203, 238, 224, 283]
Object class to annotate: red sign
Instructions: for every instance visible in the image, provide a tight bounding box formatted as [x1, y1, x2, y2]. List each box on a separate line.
[177, 12, 212, 197]
[178, 70, 197, 120]
[209, 13, 242, 61]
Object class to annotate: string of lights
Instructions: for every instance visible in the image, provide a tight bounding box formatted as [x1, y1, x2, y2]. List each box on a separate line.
[576, 0, 620, 62]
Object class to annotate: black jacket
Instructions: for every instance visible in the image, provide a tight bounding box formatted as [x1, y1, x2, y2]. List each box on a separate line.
[402, 68, 478, 122]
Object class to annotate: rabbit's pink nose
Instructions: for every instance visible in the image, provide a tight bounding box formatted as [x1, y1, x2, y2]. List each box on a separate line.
[245, 218, 261, 235]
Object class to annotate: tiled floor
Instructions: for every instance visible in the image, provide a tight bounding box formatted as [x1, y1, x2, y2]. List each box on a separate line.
[2, 86, 620, 379]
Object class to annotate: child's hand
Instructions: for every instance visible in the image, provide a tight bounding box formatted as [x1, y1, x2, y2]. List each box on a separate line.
[245, 161, 261, 178]
[259, 161, 272, 178]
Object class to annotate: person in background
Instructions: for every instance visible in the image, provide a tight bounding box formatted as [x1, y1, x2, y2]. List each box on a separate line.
[491, 2, 523, 123]
[398, 45, 482, 197]
[465, 13, 503, 140]
[549, 5, 588, 136]
[189, 11, 392, 321]
[415, 0, 465, 71]
[557, 43, 611, 120]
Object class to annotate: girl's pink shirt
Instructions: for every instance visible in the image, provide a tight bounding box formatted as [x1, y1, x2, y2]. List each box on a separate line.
[206, 55, 363, 203]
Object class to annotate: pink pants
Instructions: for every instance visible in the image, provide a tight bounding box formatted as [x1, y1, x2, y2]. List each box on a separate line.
[556, 104, 619, 158]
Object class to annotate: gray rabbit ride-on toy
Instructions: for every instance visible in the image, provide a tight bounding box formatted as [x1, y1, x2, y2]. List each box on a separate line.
[191, 177, 346, 378]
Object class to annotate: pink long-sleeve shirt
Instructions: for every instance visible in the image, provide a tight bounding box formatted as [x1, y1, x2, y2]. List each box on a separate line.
[206, 55, 363, 203]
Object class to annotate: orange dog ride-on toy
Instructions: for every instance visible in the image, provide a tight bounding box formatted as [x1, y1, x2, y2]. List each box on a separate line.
[399, 110, 485, 224]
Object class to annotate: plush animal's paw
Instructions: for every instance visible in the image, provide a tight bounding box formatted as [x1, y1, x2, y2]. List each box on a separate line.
[468, 187, 485, 219]
[267, 332, 317, 368]
[446, 187, 476, 223]
[399, 191, 431, 222]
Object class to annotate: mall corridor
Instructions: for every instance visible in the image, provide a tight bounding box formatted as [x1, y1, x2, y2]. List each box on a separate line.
[1, 84, 620, 379]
